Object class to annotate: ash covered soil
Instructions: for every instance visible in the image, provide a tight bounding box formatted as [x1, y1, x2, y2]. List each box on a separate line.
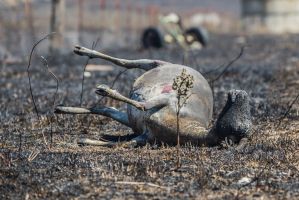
[1, 34, 299, 199]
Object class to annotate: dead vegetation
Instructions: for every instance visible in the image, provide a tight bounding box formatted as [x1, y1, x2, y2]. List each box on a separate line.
[1, 34, 299, 199]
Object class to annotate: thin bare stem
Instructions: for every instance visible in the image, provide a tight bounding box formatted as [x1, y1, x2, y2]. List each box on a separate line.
[172, 69, 194, 169]
[98, 69, 128, 104]
[115, 181, 169, 189]
[27, 149, 40, 162]
[18, 130, 22, 158]
[41, 129, 49, 149]
[180, 93, 193, 108]
[238, 161, 269, 188]
[277, 93, 299, 127]
[176, 99, 180, 168]
[27, 32, 56, 118]
[203, 63, 225, 76]
[80, 38, 100, 106]
[111, 69, 128, 89]
[210, 46, 245, 84]
[40, 55, 59, 147]
[40, 56, 59, 110]
[188, 49, 202, 73]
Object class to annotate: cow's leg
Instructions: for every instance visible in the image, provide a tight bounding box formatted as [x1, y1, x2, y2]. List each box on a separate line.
[55, 105, 130, 127]
[77, 138, 116, 147]
[121, 132, 148, 147]
[96, 85, 145, 110]
[77, 132, 148, 147]
[96, 85, 170, 111]
[74, 45, 168, 71]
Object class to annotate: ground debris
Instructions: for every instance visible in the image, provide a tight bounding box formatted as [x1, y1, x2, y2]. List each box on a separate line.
[1, 34, 299, 199]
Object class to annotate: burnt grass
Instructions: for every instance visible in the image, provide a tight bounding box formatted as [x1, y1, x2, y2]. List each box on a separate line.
[1, 34, 299, 199]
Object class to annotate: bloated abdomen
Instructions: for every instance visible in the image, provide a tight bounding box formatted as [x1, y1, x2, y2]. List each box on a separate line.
[127, 65, 213, 142]
[146, 108, 210, 145]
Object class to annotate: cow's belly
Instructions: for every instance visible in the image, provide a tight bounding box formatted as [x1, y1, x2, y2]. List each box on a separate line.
[127, 87, 209, 142]
[127, 65, 213, 138]
[127, 86, 163, 135]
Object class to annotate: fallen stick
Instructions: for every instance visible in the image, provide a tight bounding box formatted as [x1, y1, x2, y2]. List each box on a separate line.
[55, 106, 93, 114]
[115, 181, 169, 189]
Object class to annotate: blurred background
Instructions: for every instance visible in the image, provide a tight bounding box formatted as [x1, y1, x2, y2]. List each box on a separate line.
[2, 0, 299, 61]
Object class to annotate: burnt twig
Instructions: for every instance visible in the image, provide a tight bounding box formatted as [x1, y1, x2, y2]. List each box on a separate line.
[80, 38, 100, 106]
[18, 129, 22, 158]
[40, 56, 59, 146]
[27, 32, 56, 118]
[97, 69, 128, 104]
[277, 93, 299, 127]
[209, 46, 245, 85]
[203, 63, 225, 76]
[40, 56, 59, 110]
[187, 49, 202, 73]
[111, 69, 128, 89]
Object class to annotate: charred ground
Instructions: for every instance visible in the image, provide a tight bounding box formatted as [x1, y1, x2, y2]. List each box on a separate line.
[1, 34, 299, 199]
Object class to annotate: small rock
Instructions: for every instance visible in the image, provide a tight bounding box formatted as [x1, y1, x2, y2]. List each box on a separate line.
[237, 177, 252, 186]
[84, 71, 91, 77]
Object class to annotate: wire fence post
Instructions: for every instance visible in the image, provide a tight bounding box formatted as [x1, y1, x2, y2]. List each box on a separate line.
[25, 0, 36, 45]
[49, 0, 65, 54]
[77, 0, 83, 44]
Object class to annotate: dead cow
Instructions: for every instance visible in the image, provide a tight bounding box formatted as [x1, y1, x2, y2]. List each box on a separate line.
[55, 46, 252, 147]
